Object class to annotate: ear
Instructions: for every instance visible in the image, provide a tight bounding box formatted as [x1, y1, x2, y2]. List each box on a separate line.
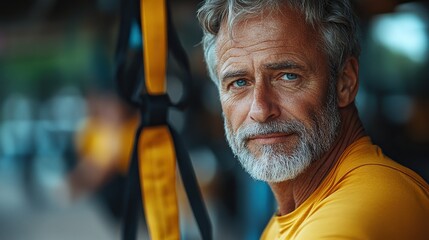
[336, 57, 359, 108]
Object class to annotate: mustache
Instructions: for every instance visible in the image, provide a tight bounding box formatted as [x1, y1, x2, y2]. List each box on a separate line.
[235, 120, 306, 141]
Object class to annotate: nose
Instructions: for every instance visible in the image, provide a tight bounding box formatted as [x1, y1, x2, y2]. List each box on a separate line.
[249, 84, 280, 123]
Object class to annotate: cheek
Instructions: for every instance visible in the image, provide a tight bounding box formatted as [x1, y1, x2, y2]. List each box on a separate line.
[279, 90, 326, 122]
[221, 97, 250, 131]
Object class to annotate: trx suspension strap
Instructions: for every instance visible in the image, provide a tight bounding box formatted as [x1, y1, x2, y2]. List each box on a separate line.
[115, 0, 212, 239]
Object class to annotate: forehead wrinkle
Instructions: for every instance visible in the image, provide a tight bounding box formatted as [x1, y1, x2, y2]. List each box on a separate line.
[219, 37, 288, 55]
[218, 56, 250, 76]
[218, 40, 294, 66]
[216, 18, 287, 59]
[217, 48, 250, 76]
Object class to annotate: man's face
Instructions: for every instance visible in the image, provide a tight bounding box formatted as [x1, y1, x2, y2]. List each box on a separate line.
[215, 8, 341, 182]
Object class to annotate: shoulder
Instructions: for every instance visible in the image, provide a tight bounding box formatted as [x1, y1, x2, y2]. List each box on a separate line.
[335, 137, 429, 199]
[295, 139, 429, 239]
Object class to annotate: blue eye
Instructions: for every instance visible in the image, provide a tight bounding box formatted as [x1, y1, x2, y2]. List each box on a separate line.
[281, 73, 298, 81]
[233, 79, 248, 87]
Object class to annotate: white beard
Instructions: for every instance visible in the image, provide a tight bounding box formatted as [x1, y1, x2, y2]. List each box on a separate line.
[223, 89, 340, 183]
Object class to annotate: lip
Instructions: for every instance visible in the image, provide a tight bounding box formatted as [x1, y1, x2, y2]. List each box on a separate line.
[247, 133, 293, 144]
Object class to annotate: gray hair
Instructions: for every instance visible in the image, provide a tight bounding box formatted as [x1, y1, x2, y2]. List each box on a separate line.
[197, 0, 361, 85]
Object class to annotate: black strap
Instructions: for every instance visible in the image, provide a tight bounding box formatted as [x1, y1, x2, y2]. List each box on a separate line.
[121, 124, 143, 240]
[166, 1, 191, 110]
[114, 0, 142, 107]
[116, 0, 212, 239]
[170, 126, 213, 240]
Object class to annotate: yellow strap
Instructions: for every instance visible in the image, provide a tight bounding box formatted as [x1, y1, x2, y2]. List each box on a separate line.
[141, 0, 167, 94]
[139, 0, 180, 239]
[139, 126, 179, 240]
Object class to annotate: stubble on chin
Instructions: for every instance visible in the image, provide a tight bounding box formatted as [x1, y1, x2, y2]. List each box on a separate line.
[222, 89, 340, 182]
[224, 118, 316, 182]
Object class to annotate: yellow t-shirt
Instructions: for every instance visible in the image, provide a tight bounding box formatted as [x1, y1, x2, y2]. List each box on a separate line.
[261, 137, 429, 240]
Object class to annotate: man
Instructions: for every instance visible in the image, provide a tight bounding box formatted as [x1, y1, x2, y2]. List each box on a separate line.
[197, 0, 429, 239]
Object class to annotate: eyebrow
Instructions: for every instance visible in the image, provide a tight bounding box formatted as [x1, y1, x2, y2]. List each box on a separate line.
[220, 61, 305, 83]
[221, 69, 248, 83]
[263, 61, 305, 71]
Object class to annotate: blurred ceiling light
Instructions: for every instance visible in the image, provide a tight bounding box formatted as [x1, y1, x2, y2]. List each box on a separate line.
[372, 6, 428, 63]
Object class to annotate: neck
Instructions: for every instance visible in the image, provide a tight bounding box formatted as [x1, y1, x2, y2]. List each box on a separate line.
[269, 104, 366, 215]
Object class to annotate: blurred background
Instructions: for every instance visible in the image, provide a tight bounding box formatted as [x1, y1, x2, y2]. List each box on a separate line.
[0, 0, 428, 239]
